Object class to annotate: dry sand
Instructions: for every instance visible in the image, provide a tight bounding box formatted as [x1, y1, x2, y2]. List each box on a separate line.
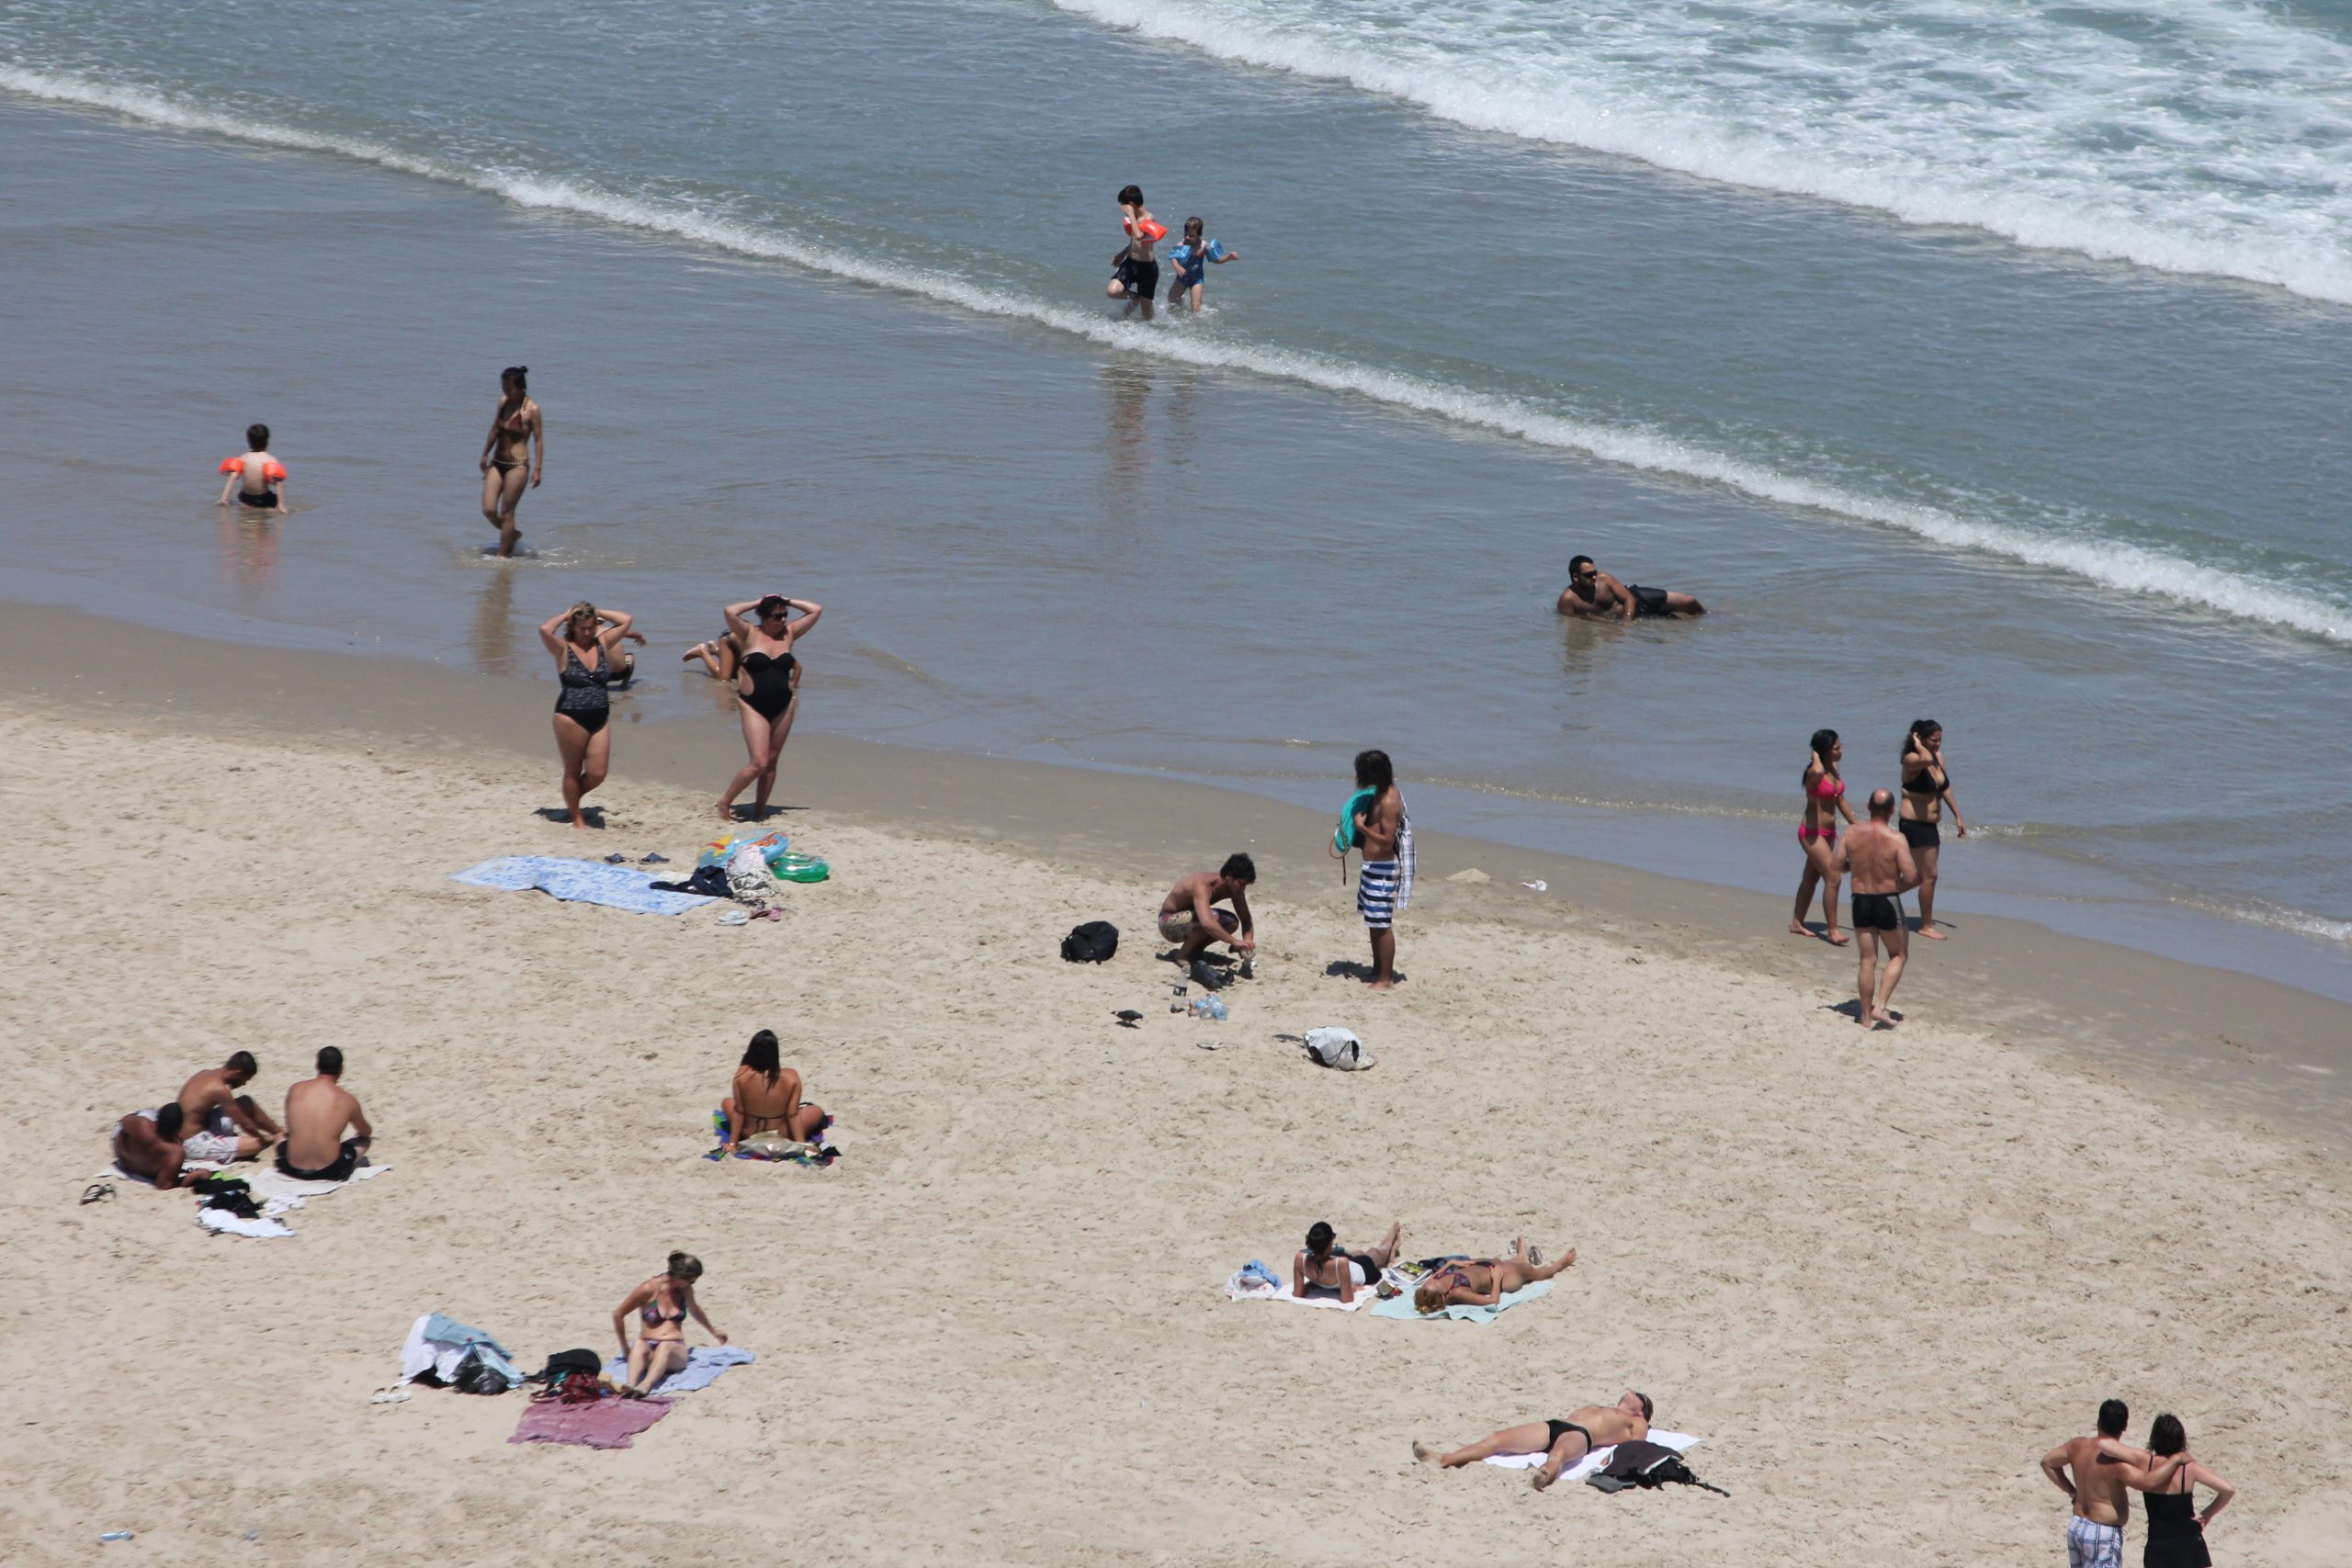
[4, 634, 2349, 1566]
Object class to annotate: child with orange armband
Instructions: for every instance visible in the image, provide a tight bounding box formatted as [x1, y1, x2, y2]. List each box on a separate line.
[216, 423, 289, 514]
[1107, 183, 1162, 321]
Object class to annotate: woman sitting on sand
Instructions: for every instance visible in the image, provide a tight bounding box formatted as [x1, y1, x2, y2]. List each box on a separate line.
[682, 626, 743, 682]
[1411, 1238, 1575, 1314]
[1294, 1220, 1400, 1303]
[719, 1029, 830, 1154]
[613, 1252, 727, 1397]
[718, 592, 821, 823]
[537, 602, 641, 829]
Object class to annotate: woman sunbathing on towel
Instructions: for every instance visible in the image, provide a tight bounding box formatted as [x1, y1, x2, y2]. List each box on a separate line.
[719, 1029, 829, 1154]
[1410, 1238, 1576, 1314]
[614, 1252, 727, 1397]
[1294, 1219, 1400, 1304]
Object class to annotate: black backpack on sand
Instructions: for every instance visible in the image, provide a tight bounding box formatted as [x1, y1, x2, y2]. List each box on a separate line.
[1587, 1440, 1730, 1497]
[1060, 921, 1119, 963]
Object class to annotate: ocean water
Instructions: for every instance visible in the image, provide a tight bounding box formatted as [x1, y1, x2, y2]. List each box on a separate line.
[3, 1, 2350, 993]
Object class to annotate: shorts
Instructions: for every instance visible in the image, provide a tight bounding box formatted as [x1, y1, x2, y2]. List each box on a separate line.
[277, 1138, 361, 1183]
[1357, 860, 1399, 930]
[2066, 1517, 2122, 1568]
[1344, 1254, 1379, 1287]
[1850, 891, 1902, 931]
[1116, 256, 1160, 299]
[236, 491, 278, 509]
[1899, 818, 1940, 851]
[1159, 908, 1237, 943]
[184, 1128, 242, 1163]
[1627, 584, 1670, 617]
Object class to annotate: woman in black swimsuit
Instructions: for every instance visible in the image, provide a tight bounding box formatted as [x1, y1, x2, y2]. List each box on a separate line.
[718, 592, 822, 823]
[1898, 719, 1968, 941]
[537, 601, 638, 829]
[612, 1251, 728, 1397]
[2115, 1414, 2234, 1567]
[477, 366, 543, 558]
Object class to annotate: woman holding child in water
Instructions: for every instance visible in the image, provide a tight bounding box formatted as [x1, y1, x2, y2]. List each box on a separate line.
[478, 366, 542, 558]
[718, 592, 822, 822]
[613, 1252, 726, 1398]
[1792, 728, 1859, 945]
[539, 602, 639, 829]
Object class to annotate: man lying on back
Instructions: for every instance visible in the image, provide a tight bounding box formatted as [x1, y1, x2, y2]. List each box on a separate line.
[277, 1046, 373, 1182]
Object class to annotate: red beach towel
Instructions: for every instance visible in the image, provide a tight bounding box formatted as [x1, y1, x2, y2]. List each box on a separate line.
[509, 1394, 674, 1450]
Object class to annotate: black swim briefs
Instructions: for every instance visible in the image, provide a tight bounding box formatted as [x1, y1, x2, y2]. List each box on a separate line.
[1850, 891, 1902, 931]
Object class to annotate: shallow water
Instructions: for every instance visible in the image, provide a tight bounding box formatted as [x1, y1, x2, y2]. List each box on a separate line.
[3, 0, 2349, 995]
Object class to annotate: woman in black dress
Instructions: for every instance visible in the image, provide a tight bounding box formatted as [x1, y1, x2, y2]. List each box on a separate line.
[2128, 1413, 2236, 1567]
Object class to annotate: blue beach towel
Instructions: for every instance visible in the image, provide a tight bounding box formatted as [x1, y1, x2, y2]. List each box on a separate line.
[1370, 1278, 1554, 1324]
[602, 1345, 755, 1394]
[449, 856, 717, 916]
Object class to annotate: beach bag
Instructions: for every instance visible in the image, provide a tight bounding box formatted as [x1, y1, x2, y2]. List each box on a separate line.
[1303, 1027, 1374, 1071]
[531, 1348, 603, 1387]
[1060, 921, 1119, 963]
[1587, 1441, 1729, 1497]
[453, 1352, 511, 1395]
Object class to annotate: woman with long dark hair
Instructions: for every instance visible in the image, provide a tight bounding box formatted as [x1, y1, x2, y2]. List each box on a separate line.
[478, 366, 543, 558]
[2116, 1414, 2235, 1567]
[718, 1028, 829, 1154]
[1791, 728, 1859, 944]
[1899, 718, 1967, 940]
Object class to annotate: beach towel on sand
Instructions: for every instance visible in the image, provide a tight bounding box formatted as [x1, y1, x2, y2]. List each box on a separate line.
[510, 1395, 674, 1450]
[599, 1346, 754, 1394]
[1484, 1429, 1701, 1485]
[1371, 1278, 1553, 1323]
[1225, 1264, 1389, 1311]
[450, 856, 716, 915]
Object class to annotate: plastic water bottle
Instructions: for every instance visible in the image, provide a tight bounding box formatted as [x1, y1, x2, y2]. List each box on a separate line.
[99, 1532, 134, 1543]
[1189, 996, 1227, 1021]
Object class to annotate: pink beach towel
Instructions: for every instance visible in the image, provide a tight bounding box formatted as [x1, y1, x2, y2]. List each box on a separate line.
[509, 1395, 675, 1450]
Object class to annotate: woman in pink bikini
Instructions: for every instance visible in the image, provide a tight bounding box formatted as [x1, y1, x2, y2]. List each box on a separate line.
[1791, 728, 1859, 945]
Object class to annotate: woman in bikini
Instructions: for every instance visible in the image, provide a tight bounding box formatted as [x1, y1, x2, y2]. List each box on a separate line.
[1410, 1238, 1576, 1314]
[478, 366, 542, 558]
[1791, 728, 1860, 946]
[537, 601, 639, 829]
[719, 1028, 830, 1154]
[718, 592, 822, 823]
[612, 1252, 727, 1397]
[1293, 1219, 1400, 1304]
[1899, 718, 1967, 941]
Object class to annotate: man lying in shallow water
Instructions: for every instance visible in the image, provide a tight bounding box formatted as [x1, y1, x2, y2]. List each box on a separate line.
[1416, 1390, 1654, 1490]
[1556, 554, 1705, 620]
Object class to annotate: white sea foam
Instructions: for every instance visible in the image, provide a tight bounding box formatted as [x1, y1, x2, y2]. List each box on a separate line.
[1048, 0, 2352, 304]
[6, 62, 2349, 644]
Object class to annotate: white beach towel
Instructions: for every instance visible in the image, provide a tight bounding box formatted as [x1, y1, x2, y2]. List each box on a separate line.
[198, 1207, 295, 1239]
[1225, 1267, 1389, 1311]
[1484, 1429, 1701, 1483]
[244, 1163, 390, 1201]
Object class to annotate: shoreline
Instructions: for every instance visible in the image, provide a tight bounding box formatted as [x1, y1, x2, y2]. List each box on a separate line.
[10, 602, 2346, 1144]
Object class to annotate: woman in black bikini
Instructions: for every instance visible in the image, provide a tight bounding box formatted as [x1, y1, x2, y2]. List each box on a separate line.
[718, 592, 822, 823]
[537, 601, 639, 829]
[478, 366, 542, 558]
[719, 1029, 830, 1154]
[613, 1252, 727, 1397]
[1293, 1219, 1400, 1304]
[1899, 718, 1967, 941]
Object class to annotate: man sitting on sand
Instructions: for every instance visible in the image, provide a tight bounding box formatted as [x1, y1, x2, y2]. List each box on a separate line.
[175, 1051, 283, 1164]
[113, 1102, 200, 1189]
[1556, 555, 1705, 620]
[277, 1046, 372, 1181]
[1416, 1390, 1654, 1491]
[1158, 854, 1257, 976]
[2040, 1398, 2187, 1568]
[1837, 788, 1921, 1028]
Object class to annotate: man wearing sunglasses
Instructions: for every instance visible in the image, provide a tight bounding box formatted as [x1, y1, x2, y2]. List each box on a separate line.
[1556, 555, 1705, 621]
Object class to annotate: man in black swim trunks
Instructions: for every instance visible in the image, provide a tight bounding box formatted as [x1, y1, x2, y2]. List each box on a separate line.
[1556, 555, 1706, 621]
[1837, 788, 1920, 1029]
[1415, 1391, 1655, 1491]
[277, 1045, 373, 1182]
[1106, 183, 1160, 321]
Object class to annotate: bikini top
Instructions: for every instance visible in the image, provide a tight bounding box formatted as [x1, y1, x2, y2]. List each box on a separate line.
[1811, 773, 1845, 800]
[640, 1281, 685, 1325]
[1904, 762, 1948, 794]
[501, 400, 531, 434]
[560, 646, 611, 688]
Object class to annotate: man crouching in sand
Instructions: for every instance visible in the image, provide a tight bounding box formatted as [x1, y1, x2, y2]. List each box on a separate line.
[1416, 1391, 1653, 1490]
[1158, 854, 1257, 980]
[1838, 788, 1920, 1028]
[277, 1046, 373, 1181]
[174, 1050, 283, 1164]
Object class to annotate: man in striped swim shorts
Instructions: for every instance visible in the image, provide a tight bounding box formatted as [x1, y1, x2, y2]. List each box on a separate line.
[1345, 749, 1409, 990]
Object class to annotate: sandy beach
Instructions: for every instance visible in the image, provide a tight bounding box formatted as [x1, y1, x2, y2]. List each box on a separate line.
[4, 617, 2347, 1566]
